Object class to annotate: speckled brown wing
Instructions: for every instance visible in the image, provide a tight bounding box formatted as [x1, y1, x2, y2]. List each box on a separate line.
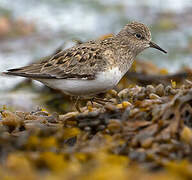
[5, 41, 108, 80]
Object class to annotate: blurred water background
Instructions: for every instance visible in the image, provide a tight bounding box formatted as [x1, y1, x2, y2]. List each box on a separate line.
[0, 0, 192, 91]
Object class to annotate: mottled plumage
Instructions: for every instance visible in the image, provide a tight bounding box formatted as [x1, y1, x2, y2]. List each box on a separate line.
[4, 22, 167, 97]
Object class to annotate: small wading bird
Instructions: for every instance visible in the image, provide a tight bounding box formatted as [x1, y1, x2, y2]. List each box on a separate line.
[3, 22, 167, 111]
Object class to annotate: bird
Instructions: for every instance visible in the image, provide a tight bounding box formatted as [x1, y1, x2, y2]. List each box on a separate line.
[3, 21, 167, 111]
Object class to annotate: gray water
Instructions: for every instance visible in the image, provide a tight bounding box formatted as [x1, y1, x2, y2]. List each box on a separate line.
[0, 0, 192, 91]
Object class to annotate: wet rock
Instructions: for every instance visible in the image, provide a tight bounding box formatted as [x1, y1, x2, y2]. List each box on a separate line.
[155, 84, 165, 96]
[104, 103, 117, 111]
[146, 85, 155, 95]
[149, 93, 160, 99]
[118, 88, 129, 100]
[107, 119, 122, 133]
[2, 79, 192, 178]
[59, 112, 79, 122]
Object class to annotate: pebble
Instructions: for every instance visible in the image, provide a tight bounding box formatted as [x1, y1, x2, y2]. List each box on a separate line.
[65, 120, 77, 126]
[76, 112, 90, 120]
[109, 98, 118, 104]
[24, 119, 47, 124]
[24, 122, 47, 130]
[1, 111, 23, 127]
[155, 84, 165, 97]
[78, 119, 100, 128]
[33, 111, 49, 116]
[129, 108, 140, 117]
[78, 121, 90, 128]
[141, 137, 153, 148]
[122, 101, 132, 108]
[108, 89, 118, 97]
[165, 85, 172, 95]
[15, 111, 28, 119]
[59, 112, 79, 121]
[116, 101, 132, 109]
[149, 93, 160, 99]
[104, 103, 117, 111]
[89, 120, 100, 126]
[146, 85, 155, 95]
[121, 107, 131, 121]
[96, 125, 106, 131]
[185, 79, 192, 89]
[116, 104, 123, 109]
[25, 115, 46, 121]
[118, 88, 129, 100]
[46, 113, 59, 123]
[87, 105, 93, 112]
[170, 88, 178, 95]
[84, 126, 92, 132]
[107, 119, 122, 133]
[86, 111, 100, 118]
[137, 93, 146, 100]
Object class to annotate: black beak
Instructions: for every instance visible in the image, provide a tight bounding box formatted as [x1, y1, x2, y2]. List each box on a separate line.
[149, 41, 167, 54]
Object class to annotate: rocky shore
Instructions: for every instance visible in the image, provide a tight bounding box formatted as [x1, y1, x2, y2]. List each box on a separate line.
[1, 75, 192, 179]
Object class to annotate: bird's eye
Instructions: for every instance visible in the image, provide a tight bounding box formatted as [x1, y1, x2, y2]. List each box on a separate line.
[135, 33, 142, 39]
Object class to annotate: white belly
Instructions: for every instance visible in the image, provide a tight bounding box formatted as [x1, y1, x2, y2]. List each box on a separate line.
[37, 67, 124, 96]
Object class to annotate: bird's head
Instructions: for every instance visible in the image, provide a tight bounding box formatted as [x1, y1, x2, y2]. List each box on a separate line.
[116, 21, 167, 55]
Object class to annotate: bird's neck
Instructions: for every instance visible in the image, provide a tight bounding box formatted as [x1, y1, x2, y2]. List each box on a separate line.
[111, 39, 135, 73]
[117, 48, 135, 73]
[100, 37, 136, 73]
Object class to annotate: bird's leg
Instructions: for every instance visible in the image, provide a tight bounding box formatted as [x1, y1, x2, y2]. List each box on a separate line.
[74, 96, 81, 112]
[91, 97, 113, 105]
[90, 99, 94, 107]
[93, 97, 112, 103]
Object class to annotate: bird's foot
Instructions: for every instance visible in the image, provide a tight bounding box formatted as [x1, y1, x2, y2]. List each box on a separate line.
[73, 96, 82, 112]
